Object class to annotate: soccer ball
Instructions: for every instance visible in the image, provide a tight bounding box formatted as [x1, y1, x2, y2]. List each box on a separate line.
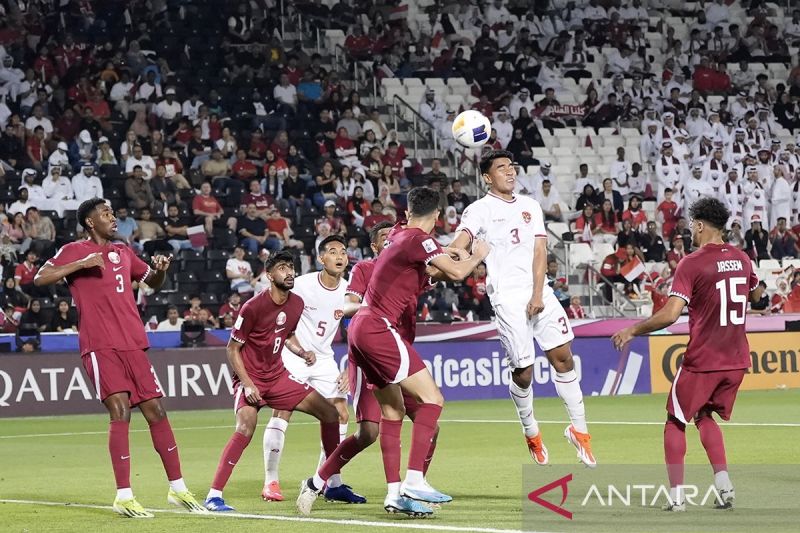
[452, 110, 491, 148]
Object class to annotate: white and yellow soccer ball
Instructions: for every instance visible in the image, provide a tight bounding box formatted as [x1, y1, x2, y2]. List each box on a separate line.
[451, 110, 491, 148]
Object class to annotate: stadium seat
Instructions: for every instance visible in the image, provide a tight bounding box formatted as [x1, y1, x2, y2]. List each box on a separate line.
[176, 272, 200, 294]
[592, 242, 616, 264]
[567, 242, 594, 268]
[759, 259, 781, 270]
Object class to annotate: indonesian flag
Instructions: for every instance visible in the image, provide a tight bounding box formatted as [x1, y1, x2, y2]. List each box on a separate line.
[388, 4, 409, 20]
[187, 225, 209, 248]
[620, 257, 646, 282]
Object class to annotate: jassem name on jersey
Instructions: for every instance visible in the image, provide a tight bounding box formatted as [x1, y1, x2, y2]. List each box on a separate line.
[717, 260, 743, 273]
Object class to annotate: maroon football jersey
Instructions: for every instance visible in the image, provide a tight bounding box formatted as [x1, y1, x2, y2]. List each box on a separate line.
[669, 243, 758, 372]
[46, 241, 151, 355]
[348, 258, 434, 343]
[362, 224, 445, 330]
[230, 290, 304, 381]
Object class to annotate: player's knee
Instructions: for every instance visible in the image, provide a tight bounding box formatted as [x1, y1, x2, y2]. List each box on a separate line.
[234, 421, 257, 439]
[104, 395, 131, 421]
[356, 423, 379, 446]
[511, 367, 533, 389]
[321, 403, 339, 424]
[425, 389, 445, 407]
[338, 409, 349, 425]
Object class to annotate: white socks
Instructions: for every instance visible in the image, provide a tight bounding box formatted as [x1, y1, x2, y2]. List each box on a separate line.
[714, 470, 732, 489]
[206, 488, 222, 500]
[264, 417, 288, 484]
[116, 488, 133, 500]
[554, 370, 588, 433]
[404, 469, 424, 486]
[509, 381, 539, 438]
[387, 481, 401, 498]
[169, 478, 187, 493]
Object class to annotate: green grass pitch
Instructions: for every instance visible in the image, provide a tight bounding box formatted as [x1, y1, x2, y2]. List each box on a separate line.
[1, 390, 797, 533]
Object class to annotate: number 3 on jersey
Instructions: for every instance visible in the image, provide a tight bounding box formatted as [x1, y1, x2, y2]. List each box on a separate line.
[115, 274, 124, 293]
[510, 228, 520, 244]
[716, 277, 746, 326]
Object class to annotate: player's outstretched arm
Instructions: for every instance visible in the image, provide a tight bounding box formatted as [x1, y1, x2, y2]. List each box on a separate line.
[143, 254, 173, 290]
[449, 231, 471, 251]
[226, 338, 261, 404]
[611, 296, 686, 350]
[429, 239, 490, 281]
[34, 252, 104, 286]
[428, 247, 470, 281]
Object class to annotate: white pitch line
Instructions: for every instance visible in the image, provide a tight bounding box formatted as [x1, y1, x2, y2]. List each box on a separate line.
[2, 418, 798, 440]
[0, 498, 554, 533]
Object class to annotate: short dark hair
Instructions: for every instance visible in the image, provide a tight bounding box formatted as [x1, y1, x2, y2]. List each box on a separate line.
[265, 250, 295, 271]
[369, 221, 393, 243]
[479, 149, 514, 174]
[664, 187, 673, 194]
[318, 234, 346, 254]
[166, 305, 178, 312]
[77, 198, 106, 228]
[689, 197, 730, 230]
[407, 187, 441, 217]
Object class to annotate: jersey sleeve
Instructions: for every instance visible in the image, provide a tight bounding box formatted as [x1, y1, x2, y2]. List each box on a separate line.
[46, 243, 80, 267]
[409, 233, 447, 265]
[669, 258, 695, 304]
[346, 262, 368, 299]
[125, 246, 151, 283]
[230, 300, 256, 344]
[455, 203, 483, 241]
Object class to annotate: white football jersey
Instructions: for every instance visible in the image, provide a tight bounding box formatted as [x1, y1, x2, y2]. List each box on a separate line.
[456, 192, 553, 300]
[283, 272, 348, 361]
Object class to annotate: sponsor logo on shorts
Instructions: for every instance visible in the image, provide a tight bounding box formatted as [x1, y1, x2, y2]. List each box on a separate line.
[276, 312, 286, 326]
[522, 211, 532, 224]
[334, 309, 344, 320]
[108, 251, 121, 264]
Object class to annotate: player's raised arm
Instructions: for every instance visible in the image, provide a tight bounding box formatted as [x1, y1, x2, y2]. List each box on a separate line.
[34, 251, 104, 286]
[612, 296, 686, 350]
[428, 239, 490, 281]
[142, 253, 173, 290]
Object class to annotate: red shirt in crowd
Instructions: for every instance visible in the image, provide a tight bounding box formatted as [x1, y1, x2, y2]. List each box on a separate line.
[657, 200, 680, 238]
[232, 159, 258, 181]
[241, 192, 274, 211]
[266, 217, 289, 236]
[192, 194, 222, 214]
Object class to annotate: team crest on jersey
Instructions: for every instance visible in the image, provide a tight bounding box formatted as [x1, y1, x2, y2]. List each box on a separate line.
[522, 211, 532, 224]
[108, 251, 121, 264]
[334, 309, 344, 320]
[276, 311, 286, 326]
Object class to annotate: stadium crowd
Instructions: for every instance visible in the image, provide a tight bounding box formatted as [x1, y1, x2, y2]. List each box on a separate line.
[2, 0, 800, 339]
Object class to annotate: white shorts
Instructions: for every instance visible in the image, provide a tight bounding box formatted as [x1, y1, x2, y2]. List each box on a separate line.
[281, 354, 346, 400]
[492, 291, 574, 370]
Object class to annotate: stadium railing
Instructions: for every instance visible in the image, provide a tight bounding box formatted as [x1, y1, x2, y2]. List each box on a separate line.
[391, 94, 440, 161]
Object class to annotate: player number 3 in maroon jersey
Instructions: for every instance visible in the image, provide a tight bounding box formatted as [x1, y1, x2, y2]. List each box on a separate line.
[34, 198, 207, 518]
[612, 198, 763, 512]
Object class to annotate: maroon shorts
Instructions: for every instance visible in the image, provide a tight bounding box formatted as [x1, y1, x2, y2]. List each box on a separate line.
[81, 349, 163, 407]
[667, 367, 746, 423]
[233, 368, 313, 413]
[349, 354, 422, 424]
[348, 312, 427, 390]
